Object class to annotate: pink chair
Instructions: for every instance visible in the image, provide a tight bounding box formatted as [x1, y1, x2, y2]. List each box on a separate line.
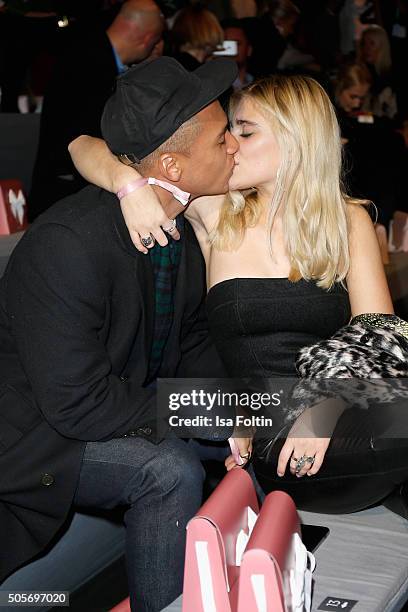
[182, 469, 302, 612]
[238, 491, 300, 612]
[0, 180, 28, 235]
[389, 211, 408, 253]
[183, 468, 258, 612]
[110, 596, 130, 611]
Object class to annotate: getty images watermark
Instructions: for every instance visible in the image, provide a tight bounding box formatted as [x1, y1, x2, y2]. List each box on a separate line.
[167, 388, 280, 428]
[156, 379, 291, 437]
[157, 377, 408, 440]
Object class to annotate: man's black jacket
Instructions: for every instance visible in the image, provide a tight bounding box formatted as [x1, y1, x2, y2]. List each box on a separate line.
[0, 186, 226, 582]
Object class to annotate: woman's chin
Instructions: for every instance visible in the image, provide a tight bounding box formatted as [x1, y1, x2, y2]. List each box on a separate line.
[228, 167, 255, 191]
[228, 178, 250, 192]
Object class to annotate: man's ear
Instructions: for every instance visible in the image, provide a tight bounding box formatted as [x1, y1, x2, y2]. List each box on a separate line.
[142, 31, 154, 48]
[159, 153, 183, 183]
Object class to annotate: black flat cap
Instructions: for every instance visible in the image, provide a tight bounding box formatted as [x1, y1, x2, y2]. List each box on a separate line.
[101, 56, 237, 163]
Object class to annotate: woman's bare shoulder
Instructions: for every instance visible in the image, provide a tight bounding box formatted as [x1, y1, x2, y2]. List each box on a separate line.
[347, 201, 373, 224]
[347, 202, 377, 243]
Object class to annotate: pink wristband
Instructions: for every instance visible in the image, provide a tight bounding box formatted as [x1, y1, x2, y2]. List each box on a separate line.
[116, 177, 190, 206]
[116, 178, 148, 200]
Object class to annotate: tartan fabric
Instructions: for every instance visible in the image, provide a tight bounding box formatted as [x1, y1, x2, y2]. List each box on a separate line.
[146, 219, 183, 382]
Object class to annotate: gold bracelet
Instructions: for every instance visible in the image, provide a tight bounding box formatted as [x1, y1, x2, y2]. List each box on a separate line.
[351, 313, 408, 341]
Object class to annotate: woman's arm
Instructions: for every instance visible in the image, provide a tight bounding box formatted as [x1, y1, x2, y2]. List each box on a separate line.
[184, 195, 225, 276]
[346, 204, 394, 317]
[68, 136, 180, 252]
[69, 136, 133, 193]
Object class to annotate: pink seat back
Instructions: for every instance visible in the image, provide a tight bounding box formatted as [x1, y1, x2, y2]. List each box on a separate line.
[390, 211, 408, 252]
[109, 596, 130, 611]
[0, 180, 28, 235]
[375, 224, 389, 264]
[183, 469, 259, 612]
[238, 490, 300, 612]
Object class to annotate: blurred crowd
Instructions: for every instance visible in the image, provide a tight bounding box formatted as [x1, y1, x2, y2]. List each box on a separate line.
[0, 0, 406, 224]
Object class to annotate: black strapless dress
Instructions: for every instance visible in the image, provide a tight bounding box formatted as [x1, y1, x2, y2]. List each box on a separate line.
[206, 278, 408, 515]
[206, 277, 351, 377]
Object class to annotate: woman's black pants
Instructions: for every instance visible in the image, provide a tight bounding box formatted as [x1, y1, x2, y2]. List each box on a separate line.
[253, 404, 408, 514]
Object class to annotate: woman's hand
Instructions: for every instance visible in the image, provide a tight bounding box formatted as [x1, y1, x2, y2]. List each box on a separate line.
[120, 186, 180, 254]
[277, 436, 331, 478]
[276, 396, 346, 477]
[225, 436, 253, 471]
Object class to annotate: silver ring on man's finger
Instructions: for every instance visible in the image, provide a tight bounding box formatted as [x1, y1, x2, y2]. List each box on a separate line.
[163, 219, 177, 234]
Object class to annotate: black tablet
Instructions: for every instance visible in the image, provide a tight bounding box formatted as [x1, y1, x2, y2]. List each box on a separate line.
[300, 524, 330, 552]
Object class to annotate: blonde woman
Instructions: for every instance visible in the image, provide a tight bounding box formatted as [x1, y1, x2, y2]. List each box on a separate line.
[334, 62, 372, 115]
[70, 76, 408, 514]
[359, 24, 397, 118]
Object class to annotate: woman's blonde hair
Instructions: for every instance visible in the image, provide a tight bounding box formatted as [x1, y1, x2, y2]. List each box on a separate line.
[334, 62, 372, 102]
[359, 25, 392, 77]
[212, 75, 362, 289]
[171, 6, 223, 53]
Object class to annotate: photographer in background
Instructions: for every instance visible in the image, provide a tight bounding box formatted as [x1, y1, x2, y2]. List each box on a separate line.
[220, 19, 253, 89]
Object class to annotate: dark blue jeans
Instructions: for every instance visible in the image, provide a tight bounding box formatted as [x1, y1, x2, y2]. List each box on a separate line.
[73, 436, 205, 612]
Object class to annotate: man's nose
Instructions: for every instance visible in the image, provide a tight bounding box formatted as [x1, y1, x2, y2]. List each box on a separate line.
[226, 131, 239, 154]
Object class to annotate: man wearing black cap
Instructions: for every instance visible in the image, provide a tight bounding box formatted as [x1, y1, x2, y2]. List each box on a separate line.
[0, 57, 238, 610]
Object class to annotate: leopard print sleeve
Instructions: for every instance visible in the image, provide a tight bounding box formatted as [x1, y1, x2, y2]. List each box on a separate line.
[285, 315, 408, 425]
